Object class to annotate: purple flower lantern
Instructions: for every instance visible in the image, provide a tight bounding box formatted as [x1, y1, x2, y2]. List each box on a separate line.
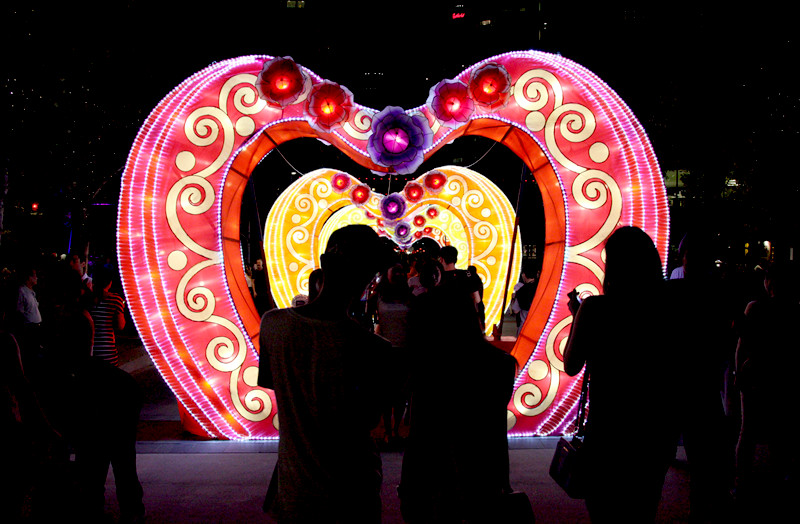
[427, 79, 474, 128]
[367, 106, 433, 175]
[394, 221, 412, 244]
[380, 192, 407, 222]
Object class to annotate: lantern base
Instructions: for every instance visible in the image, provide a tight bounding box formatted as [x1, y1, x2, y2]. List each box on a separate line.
[178, 401, 216, 439]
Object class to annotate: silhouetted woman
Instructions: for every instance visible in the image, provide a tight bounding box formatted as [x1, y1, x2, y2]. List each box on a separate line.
[374, 262, 412, 444]
[563, 226, 678, 523]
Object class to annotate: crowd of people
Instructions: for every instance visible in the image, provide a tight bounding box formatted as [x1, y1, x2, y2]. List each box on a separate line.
[258, 224, 797, 523]
[258, 226, 522, 523]
[4, 223, 797, 523]
[2, 251, 144, 523]
[562, 226, 797, 523]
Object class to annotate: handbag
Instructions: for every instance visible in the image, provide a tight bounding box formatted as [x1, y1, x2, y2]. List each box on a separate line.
[549, 370, 589, 499]
[498, 490, 536, 522]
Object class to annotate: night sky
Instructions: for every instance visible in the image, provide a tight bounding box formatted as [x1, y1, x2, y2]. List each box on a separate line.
[3, 1, 798, 260]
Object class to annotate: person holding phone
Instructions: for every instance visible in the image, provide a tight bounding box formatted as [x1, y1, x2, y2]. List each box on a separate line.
[563, 226, 678, 523]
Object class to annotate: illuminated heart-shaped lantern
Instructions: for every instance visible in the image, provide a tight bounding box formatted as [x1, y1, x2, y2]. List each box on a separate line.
[264, 166, 521, 333]
[118, 51, 668, 439]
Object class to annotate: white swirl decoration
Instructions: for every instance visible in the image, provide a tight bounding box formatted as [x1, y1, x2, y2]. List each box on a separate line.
[545, 103, 596, 173]
[568, 169, 623, 283]
[514, 69, 563, 112]
[167, 74, 271, 424]
[343, 109, 374, 140]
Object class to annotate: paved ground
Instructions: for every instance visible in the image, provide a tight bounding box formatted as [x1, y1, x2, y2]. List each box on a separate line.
[106, 328, 694, 523]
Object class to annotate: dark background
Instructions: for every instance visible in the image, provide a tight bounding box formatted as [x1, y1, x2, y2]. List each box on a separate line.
[3, 1, 797, 269]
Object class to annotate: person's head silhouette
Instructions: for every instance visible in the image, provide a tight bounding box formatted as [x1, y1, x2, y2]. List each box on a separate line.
[602, 226, 664, 297]
[318, 224, 387, 303]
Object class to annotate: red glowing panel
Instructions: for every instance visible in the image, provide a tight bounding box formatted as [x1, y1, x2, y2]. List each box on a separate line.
[117, 51, 668, 440]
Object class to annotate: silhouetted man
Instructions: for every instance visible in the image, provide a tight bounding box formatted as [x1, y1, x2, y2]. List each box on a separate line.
[258, 225, 389, 523]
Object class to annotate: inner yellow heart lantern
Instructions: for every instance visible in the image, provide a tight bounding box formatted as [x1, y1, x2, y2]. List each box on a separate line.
[118, 51, 668, 439]
[264, 166, 521, 336]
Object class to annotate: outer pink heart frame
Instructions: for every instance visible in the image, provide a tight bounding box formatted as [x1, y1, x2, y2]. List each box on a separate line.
[118, 51, 668, 439]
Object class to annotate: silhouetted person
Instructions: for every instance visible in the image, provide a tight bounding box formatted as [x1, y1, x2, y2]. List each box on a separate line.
[374, 262, 412, 445]
[412, 256, 444, 297]
[513, 262, 538, 336]
[467, 264, 486, 332]
[71, 358, 145, 523]
[734, 260, 799, 519]
[50, 265, 145, 523]
[438, 245, 482, 322]
[2, 328, 63, 521]
[400, 281, 517, 523]
[307, 268, 323, 303]
[68, 251, 93, 293]
[14, 264, 44, 383]
[257, 225, 390, 523]
[666, 230, 737, 521]
[563, 226, 678, 523]
[88, 268, 126, 366]
[253, 259, 271, 315]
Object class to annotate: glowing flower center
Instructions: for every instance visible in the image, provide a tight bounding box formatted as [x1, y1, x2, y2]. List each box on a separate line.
[321, 99, 336, 114]
[275, 76, 292, 90]
[482, 79, 497, 94]
[382, 127, 410, 153]
[446, 96, 461, 113]
[332, 174, 349, 190]
[386, 202, 400, 214]
[351, 185, 371, 204]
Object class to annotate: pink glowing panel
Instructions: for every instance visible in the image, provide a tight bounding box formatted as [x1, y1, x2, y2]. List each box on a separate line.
[117, 51, 668, 439]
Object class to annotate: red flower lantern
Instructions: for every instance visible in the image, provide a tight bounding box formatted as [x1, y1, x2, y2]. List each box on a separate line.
[256, 56, 307, 108]
[330, 172, 351, 193]
[413, 215, 426, 227]
[404, 181, 424, 203]
[426, 207, 439, 219]
[469, 62, 511, 110]
[423, 171, 447, 194]
[427, 79, 474, 128]
[307, 80, 353, 132]
[350, 184, 371, 206]
[414, 231, 423, 239]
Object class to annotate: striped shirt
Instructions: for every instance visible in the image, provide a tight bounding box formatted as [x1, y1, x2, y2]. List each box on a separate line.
[90, 292, 125, 365]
